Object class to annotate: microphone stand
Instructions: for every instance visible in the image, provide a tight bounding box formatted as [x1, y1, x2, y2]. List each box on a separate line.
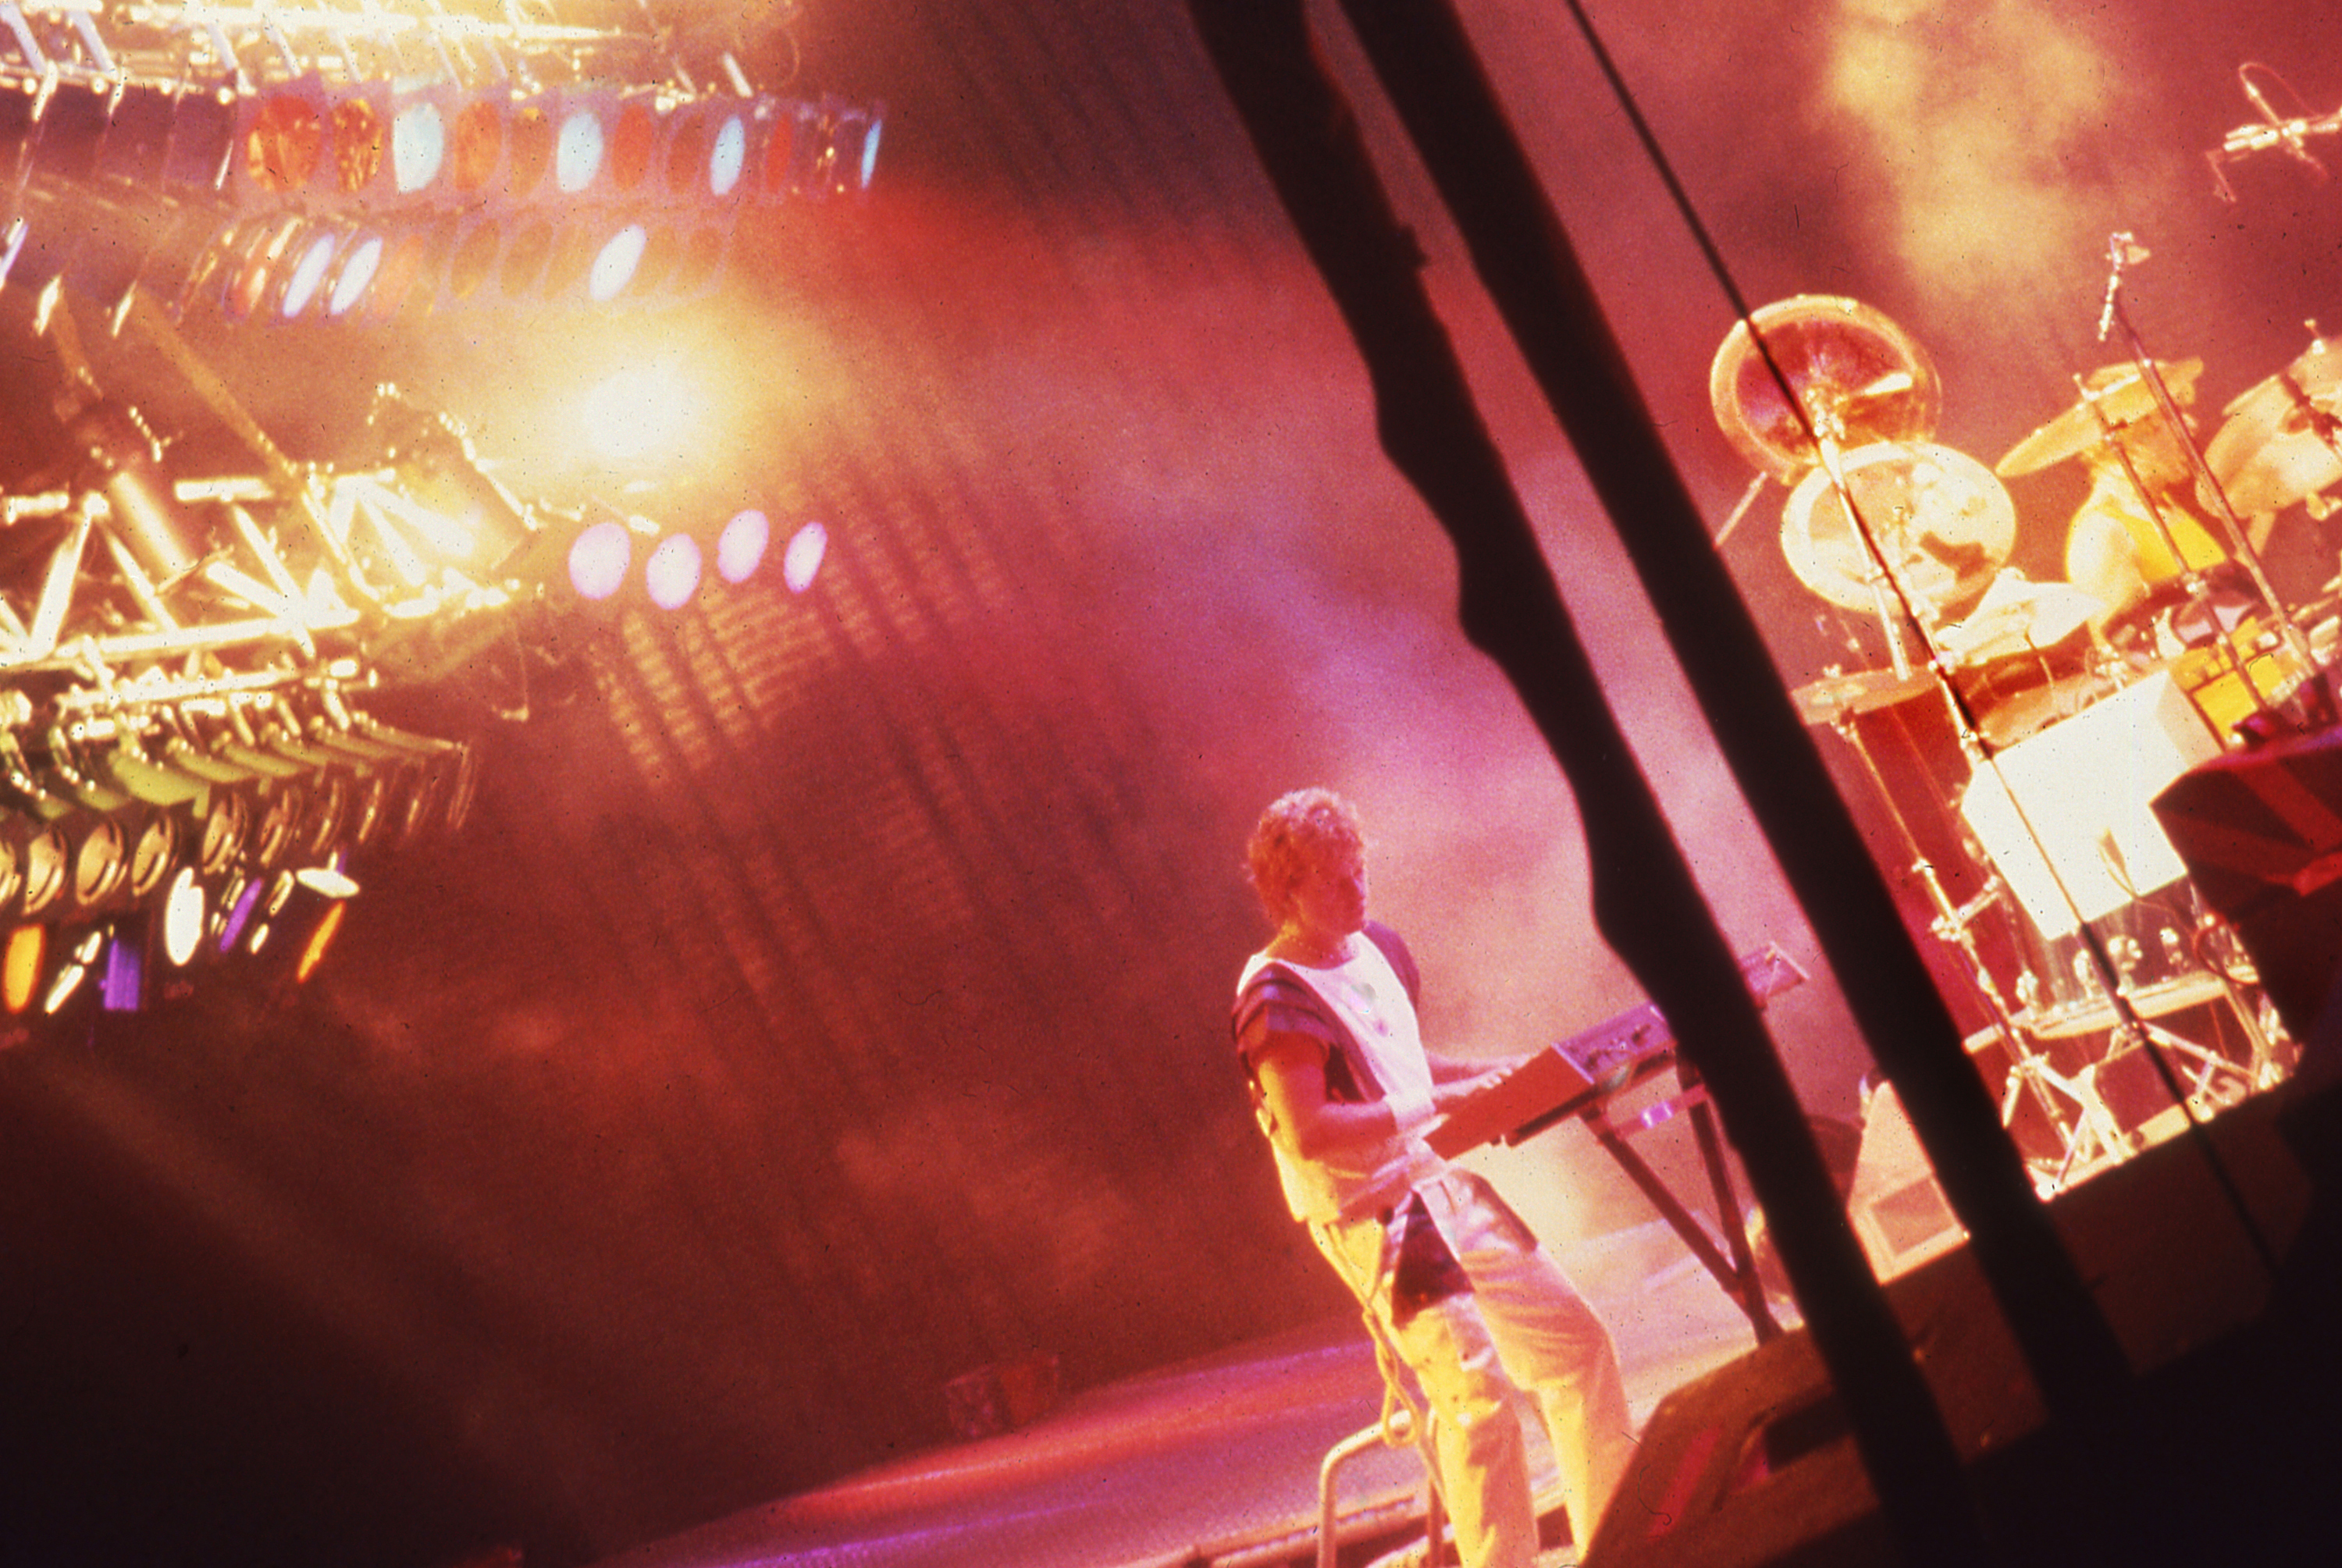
[2097, 235, 2313, 705]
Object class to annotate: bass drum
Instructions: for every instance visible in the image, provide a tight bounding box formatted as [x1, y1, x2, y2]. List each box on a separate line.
[2009, 890, 2233, 1040]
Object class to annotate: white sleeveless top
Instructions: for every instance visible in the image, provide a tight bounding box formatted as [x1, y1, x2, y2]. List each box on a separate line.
[1237, 936, 1443, 1225]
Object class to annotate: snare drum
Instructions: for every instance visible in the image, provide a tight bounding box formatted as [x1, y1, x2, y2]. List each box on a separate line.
[2010, 894, 2226, 1039]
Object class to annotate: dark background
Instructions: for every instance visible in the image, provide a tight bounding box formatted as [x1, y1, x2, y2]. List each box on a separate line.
[1, 1, 2337, 1563]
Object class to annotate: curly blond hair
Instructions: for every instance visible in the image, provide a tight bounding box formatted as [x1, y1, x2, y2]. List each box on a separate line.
[1244, 788, 1363, 924]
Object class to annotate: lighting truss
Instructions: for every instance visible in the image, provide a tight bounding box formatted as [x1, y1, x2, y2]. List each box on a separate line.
[4, 2, 714, 103]
[0, 4, 864, 1021]
[0, 282, 568, 1008]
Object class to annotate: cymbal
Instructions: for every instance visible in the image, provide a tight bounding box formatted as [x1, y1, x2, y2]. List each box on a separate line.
[1995, 358, 2204, 478]
[2207, 335, 2342, 517]
[1710, 296, 1942, 482]
[1791, 666, 1937, 726]
[1780, 441, 2016, 617]
[1934, 569, 2105, 666]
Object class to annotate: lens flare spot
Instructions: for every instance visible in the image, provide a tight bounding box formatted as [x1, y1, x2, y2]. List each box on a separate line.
[646, 534, 703, 610]
[717, 508, 770, 583]
[783, 521, 828, 593]
[568, 521, 633, 601]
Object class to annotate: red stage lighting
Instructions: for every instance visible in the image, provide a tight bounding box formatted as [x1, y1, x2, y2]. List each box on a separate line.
[452, 97, 504, 194]
[244, 88, 324, 194]
[760, 101, 811, 197]
[664, 112, 708, 198]
[329, 93, 386, 197]
[608, 98, 658, 192]
[507, 105, 553, 199]
[500, 219, 556, 298]
[540, 222, 595, 299]
[359, 226, 443, 325]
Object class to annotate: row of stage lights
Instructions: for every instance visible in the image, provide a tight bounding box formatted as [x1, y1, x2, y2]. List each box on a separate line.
[2, 37, 883, 211]
[185, 201, 735, 325]
[2, 69, 882, 320]
[177, 86, 883, 320]
[0, 696, 474, 1026]
[228, 83, 882, 212]
[566, 509, 829, 610]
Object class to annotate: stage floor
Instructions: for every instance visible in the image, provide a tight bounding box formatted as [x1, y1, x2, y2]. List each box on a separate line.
[592, 1217, 1765, 1568]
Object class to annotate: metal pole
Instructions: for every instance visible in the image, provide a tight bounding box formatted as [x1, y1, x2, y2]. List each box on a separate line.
[1185, 4, 1991, 1561]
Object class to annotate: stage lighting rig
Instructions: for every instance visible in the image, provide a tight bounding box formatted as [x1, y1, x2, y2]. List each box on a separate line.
[0, 0, 882, 1022]
[0, 2, 884, 321]
[0, 287, 522, 1018]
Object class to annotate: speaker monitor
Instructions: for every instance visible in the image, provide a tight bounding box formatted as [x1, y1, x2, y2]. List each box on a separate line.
[1844, 1082, 1964, 1280]
[1582, 1090, 2311, 1568]
[2152, 720, 2342, 1044]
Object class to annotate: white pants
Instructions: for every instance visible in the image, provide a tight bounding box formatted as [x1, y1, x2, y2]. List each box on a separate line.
[1312, 1170, 1635, 1566]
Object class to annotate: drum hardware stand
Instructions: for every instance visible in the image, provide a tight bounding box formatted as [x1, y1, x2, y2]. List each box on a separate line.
[1822, 700, 2088, 1161]
[2072, 372, 2272, 731]
[2272, 322, 2342, 520]
[1714, 469, 1768, 549]
[2186, 904, 2291, 1091]
[1785, 366, 2166, 1184]
[1722, 296, 2283, 1268]
[1989, 809, 2282, 1274]
[2096, 232, 2314, 730]
[1874, 605, 2269, 1200]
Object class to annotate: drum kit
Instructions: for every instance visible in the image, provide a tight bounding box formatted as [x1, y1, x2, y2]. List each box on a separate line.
[1710, 282, 2340, 1186]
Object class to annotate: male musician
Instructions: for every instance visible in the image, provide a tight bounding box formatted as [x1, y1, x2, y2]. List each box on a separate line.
[2061, 362, 2265, 627]
[1232, 788, 1635, 1566]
